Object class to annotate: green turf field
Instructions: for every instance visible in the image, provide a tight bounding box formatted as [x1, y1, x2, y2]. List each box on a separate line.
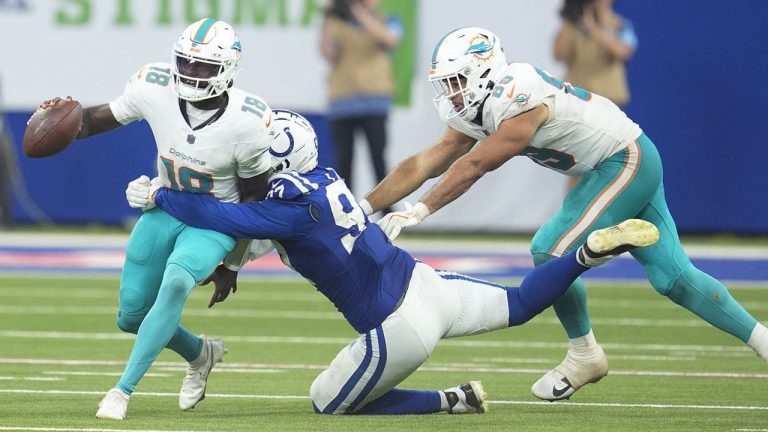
[0, 275, 766, 431]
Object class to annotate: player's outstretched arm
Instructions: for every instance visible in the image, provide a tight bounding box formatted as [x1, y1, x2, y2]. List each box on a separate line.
[39, 97, 123, 139]
[420, 105, 549, 216]
[153, 187, 297, 240]
[77, 103, 123, 139]
[363, 127, 475, 214]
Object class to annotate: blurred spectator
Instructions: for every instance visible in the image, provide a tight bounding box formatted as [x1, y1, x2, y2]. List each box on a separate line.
[554, 0, 637, 107]
[321, 0, 402, 202]
[0, 80, 12, 228]
[554, 0, 637, 190]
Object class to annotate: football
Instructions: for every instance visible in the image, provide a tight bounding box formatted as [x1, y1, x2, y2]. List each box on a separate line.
[23, 99, 83, 158]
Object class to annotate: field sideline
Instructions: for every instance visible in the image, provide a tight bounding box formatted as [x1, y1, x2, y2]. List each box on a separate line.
[0, 233, 767, 431]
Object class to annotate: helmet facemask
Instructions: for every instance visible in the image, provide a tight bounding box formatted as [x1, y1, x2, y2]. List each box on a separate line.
[428, 27, 507, 121]
[172, 51, 237, 101]
[431, 66, 492, 121]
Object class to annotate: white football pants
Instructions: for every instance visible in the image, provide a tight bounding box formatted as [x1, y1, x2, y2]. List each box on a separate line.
[310, 262, 510, 414]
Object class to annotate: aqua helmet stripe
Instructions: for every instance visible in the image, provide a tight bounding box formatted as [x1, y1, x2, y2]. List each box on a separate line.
[193, 18, 218, 44]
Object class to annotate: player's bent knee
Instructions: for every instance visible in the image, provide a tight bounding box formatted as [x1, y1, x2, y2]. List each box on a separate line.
[160, 263, 196, 298]
[659, 265, 700, 305]
[116, 310, 145, 334]
[532, 253, 555, 267]
[309, 373, 348, 415]
[645, 263, 691, 298]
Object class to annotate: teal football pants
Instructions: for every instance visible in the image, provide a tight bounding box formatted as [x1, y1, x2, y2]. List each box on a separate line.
[531, 134, 757, 343]
[114, 208, 235, 395]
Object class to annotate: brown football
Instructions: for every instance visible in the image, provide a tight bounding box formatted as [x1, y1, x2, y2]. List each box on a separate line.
[23, 99, 83, 158]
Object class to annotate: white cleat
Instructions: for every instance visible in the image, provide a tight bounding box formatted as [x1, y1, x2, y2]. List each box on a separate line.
[531, 345, 609, 401]
[577, 219, 660, 267]
[96, 387, 129, 420]
[179, 335, 227, 411]
[444, 381, 489, 414]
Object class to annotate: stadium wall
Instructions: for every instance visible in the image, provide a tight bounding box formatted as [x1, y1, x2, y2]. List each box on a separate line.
[1, 0, 766, 233]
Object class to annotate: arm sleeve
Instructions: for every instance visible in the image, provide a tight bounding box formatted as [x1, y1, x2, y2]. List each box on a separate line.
[108, 66, 148, 125]
[155, 188, 298, 239]
[248, 239, 276, 261]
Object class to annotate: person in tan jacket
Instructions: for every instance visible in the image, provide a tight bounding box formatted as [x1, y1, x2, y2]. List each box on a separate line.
[554, 0, 638, 189]
[321, 0, 402, 204]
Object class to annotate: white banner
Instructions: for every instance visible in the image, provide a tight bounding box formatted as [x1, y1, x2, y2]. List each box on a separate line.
[0, 0, 329, 110]
[1, 0, 567, 232]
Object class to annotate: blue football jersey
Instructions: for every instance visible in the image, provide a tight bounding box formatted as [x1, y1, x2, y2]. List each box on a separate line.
[155, 167, 416, 333]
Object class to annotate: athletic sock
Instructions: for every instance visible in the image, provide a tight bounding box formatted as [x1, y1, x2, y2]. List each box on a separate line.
[352, 389, 442, 415]
[508, 251, 589, 326]
[747, 323, 768, 361]
[533, 253, 593, 338]
[188, 338, 209, 368]
[568, 330, 600, 357]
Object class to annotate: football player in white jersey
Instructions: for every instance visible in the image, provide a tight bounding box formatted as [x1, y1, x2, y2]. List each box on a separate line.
[39, 18, 274, 419]
[361, 27, 768, 401]
[125, 110, 659, 415]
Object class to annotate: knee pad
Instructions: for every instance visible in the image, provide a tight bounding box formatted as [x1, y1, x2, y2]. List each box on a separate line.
[159, 263, 196, 299]
[116, 310, 145, 334]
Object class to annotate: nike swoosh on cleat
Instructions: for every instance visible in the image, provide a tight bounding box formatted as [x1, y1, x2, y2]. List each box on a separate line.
[551, 377, 573, 398]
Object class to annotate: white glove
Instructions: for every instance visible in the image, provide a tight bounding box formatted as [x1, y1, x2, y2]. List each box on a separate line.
[376, 202, 431, 241]
[125, 175, 162, 211]
[126, 175, 151, 210]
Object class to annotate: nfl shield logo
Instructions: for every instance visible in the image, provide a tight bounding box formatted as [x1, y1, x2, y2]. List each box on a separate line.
[187, 134, 196, 144]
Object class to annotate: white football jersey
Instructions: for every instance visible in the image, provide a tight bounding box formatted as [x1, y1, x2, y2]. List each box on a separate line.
[441, 62, 642, 176]
[110, 62, 274, 202]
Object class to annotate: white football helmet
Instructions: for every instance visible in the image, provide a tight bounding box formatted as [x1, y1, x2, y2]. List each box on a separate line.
[172, 18, 242, 102]
[429, 27, 507, 120]
[270, 110, 319, 174]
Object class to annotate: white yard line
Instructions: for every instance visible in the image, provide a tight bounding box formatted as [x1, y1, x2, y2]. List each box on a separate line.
[492, 400, 768, 411]
[0, 331, 757, 353]
[0, 358, 765, 379]
[2, 306, 760, 328]
[0, 427, 213, 432]
[3, 231, 768, 258]
[42, 371, 171, 377]
[0, 389, 766, 411]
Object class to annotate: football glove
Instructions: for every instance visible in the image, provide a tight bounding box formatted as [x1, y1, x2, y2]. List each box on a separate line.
[125, 175, 162, 211]
[376, 202, 430, 241]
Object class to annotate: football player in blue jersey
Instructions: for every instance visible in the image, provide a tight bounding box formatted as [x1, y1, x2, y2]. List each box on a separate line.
[124, 110, 659, 415]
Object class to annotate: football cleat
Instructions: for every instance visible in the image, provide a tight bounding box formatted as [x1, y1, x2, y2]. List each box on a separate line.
[96, 387, 130, 420]
[531, 344, 609, 401]
[444, 381, 488, 414]
[179, 335, 227, 411]
[577, 219, 659, 267]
